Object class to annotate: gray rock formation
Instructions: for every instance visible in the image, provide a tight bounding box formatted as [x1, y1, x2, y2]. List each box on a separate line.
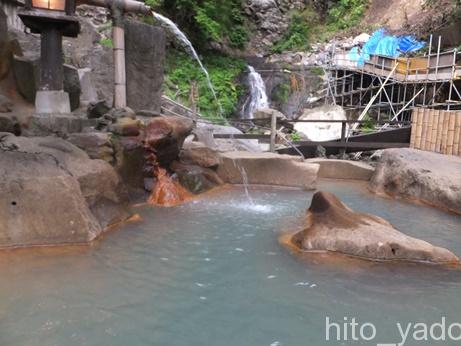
[180, 141, 222, 168]
[125, 21, 165, 113]
[195, 123, 263, 152]
[171, 161, 224, 194]
[68, 132, 114, 163]
[12, 56, 39, 103]
[0, 94, 13, 112]
[0, 115, 20, 135]
[243, 0, 306, 53]
[0, 133, 132, 248]
[0, 8, 9, 80]
[63, 64, 81, 111]
[292, 191, 460, 264]
[305, 158, 375, 181]
[370, 149, 461, 215]
[217, 151, 319, 189]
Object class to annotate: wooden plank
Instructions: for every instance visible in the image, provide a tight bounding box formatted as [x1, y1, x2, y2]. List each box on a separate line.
[430, 109, 439, 152]
[421, 109, 429, 150]
[435, 110, 445, 152]
[441, 111, 450, 154]
[415, 108, 423, 149]
[213, 134, 270, 140]
[454, 112, 461, 156]
[410, 108, 417, 148]
[447, 112, 456, 155]
[426, 109, 434, 151]
[291, 141, 410, 149]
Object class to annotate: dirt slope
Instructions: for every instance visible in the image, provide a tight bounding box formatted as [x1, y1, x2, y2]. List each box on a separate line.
[363, 0, 457, 36]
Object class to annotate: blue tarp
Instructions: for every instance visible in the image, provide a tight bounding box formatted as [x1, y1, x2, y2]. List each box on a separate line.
[356, 29, 425, 66]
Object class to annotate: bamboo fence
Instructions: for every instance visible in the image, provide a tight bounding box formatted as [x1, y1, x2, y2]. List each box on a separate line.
[410, 108, 461, 156]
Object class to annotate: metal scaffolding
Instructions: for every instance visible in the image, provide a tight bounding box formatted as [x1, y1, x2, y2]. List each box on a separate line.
[324, 35, 461, 122]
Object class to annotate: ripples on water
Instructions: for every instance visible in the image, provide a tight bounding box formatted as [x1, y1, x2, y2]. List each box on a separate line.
[0, 181, 461, 346]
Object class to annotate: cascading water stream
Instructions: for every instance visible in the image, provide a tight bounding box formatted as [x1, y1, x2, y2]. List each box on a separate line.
[152, 12, 223, 116]
[243, 66, 269, 119]
[149, 13, 255, 206]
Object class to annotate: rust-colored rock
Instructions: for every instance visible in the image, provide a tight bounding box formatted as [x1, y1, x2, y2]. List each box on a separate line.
[147, 167, 192, 207]
[143, 116, 194, 207]
[144, 116, 193, 168]
[291, 191, 460, 264]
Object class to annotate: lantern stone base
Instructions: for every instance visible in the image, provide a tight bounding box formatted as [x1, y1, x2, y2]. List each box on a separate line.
[35, 90, 71, 114]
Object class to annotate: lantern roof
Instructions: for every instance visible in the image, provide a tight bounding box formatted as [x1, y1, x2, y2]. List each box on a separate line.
[18, 9, 80, 37]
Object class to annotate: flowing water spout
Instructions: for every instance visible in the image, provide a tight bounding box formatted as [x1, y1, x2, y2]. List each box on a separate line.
[152, 12, 223, 116]
[244, 66, 269, 119]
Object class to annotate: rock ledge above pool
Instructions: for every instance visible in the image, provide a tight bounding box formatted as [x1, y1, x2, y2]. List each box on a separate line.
[370, 149, 461, 215]
[217, 151, 319, 190]
[291, 191, 460, 264]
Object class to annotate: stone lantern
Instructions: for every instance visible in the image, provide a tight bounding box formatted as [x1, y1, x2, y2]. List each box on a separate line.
[19, 0, 80, 114]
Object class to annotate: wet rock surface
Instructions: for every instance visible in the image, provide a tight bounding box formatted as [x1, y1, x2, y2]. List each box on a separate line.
[370, 149, 461, 215]
[292, 191, 460, 264]
[0, 133, 132, 248]
[144, 116, 194, 169]
[217, 151, 319, 189]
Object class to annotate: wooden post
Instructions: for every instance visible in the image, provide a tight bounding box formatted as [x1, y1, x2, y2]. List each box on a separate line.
[454, 112, 461, 156]
[429, 109, 439, 151]
[340, 121, 347, 156]
[426, 109, 434, 151]
[415, 108, 423, 149]
[270, 111, 277, 153]
[421, 109, 429, 150]
[447, 112, 456, 155]
[441, 111, 450, 154]
[39, 26, 64, 91]
[410, 108, 417, 148]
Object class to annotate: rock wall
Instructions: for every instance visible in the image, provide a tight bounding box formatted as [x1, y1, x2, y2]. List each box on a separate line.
[125, 21, 166, 113]
[0, 133, 132, 248]
[243, 0, 306, 54]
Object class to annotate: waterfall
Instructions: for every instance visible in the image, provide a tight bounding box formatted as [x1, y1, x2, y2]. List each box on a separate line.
[152, 12, 223, 116]
[244, 66, 269, 119]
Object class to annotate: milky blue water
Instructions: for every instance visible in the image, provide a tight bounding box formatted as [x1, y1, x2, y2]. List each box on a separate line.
[1, 181, 461, 346]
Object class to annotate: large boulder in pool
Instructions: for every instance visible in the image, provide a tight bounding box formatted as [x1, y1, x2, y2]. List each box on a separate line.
[0, 133, 132, 248]
[291, 191, 459, 264]
[370, 149, 461, 215]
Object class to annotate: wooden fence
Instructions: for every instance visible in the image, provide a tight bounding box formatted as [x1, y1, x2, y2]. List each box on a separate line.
[410, 108, 461, 156]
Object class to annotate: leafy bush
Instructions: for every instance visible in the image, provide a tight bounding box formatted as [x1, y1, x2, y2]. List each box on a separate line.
[151, 0, 249, 51]
[164, 50, 246, 118]
[326, 0, 368, 31]
[273, 13, 311, 53]
[290, 131, 302, 141]
[100, 37, 113, 48]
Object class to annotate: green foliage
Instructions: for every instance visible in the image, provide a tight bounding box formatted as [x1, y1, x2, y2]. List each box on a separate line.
[271, 82, 291, 105]
[273, 13, 311, 53]
[164, 50, 246, 118]
[290, 131, 302, 141]
[100, 37, 113, 48]
[145, 0, 163, 8]
[310, 66, 325, 76]
[361, 113, 375, 133]
[154, 0, 249, 50]
[326, 0, 368, 31]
